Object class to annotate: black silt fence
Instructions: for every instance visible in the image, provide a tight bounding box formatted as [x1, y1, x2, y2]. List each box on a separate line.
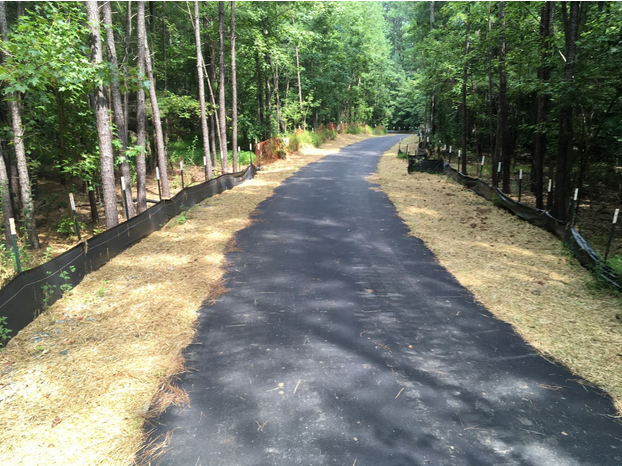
[0, 165, 256, 339]
[442, 163, 621, 290]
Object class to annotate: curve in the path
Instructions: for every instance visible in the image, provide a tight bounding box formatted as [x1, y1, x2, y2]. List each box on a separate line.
[146, 135, 622, 466]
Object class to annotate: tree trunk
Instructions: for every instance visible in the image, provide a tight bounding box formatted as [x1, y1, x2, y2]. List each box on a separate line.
[429, 1, 435, 147]
[1, 2, 39, 248]
[218, 1, 228, 172]
[272, 56, 285, 134]
[0, 145, 13, 248]
[206, 22, 218, 168]
[293, 17, 304, 129]
[553, 1, 579, 221]
[86, 1, 118, 230]
[230, 1, 238, 172]
[194, 0, 212, 179]
[498, 1, 511, 193]
[487, 2, 496, 186]
[461, 5, 470, 175]
[87, 181, 99, 222]
[533, 2, 555, 209]
[143, 29, 170, 197]
[136, 1, 148, 213]
[102, 1, 135, 219]
[256, 51, 263, 133]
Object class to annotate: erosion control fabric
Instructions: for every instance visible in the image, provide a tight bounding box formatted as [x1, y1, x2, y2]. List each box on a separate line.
[0, 166, 256, 338]
[145, 136, 622, 466]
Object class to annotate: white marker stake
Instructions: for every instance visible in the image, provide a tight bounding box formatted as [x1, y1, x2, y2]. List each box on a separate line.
[497, 162, 501, 173]
[449, 145, 452, 154]
[69, 193, 76, 211]
[481, 156, 486, 166]
[203, 156, 207, 166]
[9, 217, 16, 235]
[520, 169, 523, 179]
[156, 167, 160, 180]
[548, 179, 552, 192]
[458, 150, 461, 158]
[120, 176, 126, 192]
[180, 161, 184, 171]
[615, 209, 620, 224]
[574, 188, 579, 201]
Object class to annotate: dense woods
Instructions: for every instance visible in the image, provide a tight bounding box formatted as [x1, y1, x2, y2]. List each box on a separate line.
[1, 1, 622, 274]
[0, 1, 398, 261]
[393, 2, 622, 226]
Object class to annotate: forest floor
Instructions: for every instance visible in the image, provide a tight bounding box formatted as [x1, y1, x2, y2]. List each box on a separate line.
[377, 135, 622, 415]
[0, 132, 373, 466]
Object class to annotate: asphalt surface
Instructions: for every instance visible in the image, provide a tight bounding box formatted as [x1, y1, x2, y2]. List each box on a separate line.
[147, 135, 622, 466]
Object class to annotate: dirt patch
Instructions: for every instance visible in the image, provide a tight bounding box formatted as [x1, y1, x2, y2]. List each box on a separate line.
[377, 136, 622, 414]
[0, 133, 373, 466]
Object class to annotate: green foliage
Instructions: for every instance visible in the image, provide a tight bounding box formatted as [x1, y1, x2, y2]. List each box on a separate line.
[57, 216, 85, 237]
[0, 315, 11, 346]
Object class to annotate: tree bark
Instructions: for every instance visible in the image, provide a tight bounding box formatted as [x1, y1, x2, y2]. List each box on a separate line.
[230, 1, 238, 171]
[218, 1, 229, 172]
[553, 1, 579, 221]
[143, 28, 170, 197]
[0, 145, 13, 248]
[86, 0, 118, 230]
[136, 1, 148, 213]
[461, 5, 470, 175]
[205, 22, 218, 168]
[533, 2, 555, 209]
[487, 2, 496, 186]
[194, 0, 212, 179]
[102, 1, 135, 219]
[498, 1, 511, 193]
[293, 17, 304, 129]
[429, 1, 435, 148]
[256, 51, 263, 133]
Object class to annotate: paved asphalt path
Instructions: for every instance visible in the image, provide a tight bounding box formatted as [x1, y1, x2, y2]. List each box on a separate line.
[147, 135, 622, 465]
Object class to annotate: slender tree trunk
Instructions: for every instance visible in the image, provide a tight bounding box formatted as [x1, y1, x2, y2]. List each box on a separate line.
[87, 181, 98, 222]
[86, 1, 118, 230]
[206, 22, 218, 168]
[143, 30, 170, 197]
[429, 1, 435, 148]
[461, 6, 470, 175]
[204, 26, 222, 168]
[293, 17, 304, 129]
[136, 1, 148, 213]
[487, 2, 496, 186]
[218, 1, 228, 172]
[272, 57, 285, 134]
[534, 2, 554, 209]
[0, 145, 13, 248]
[553, 1, 579, 221]
[256, 51, 263, 133]
[103, 1, 135, 219]
[194, 0, 212, 179]
[123, 1, 132, 141]
[498, 1, 511, 193]
[230, 1, 238, 171]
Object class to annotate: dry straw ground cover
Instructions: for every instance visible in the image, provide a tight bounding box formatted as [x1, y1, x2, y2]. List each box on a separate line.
[377, 135, 622, 414]
[0, 132, 372, 466]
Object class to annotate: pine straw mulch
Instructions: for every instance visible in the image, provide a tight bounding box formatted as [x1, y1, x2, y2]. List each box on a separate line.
[0, 132, 373, 466]
[376, 135, 622, 414]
